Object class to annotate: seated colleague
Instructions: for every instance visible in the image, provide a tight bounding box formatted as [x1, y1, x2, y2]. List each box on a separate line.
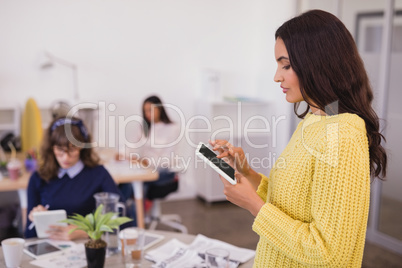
[119, 95, 179, 200]
[25, 117, 126, 240]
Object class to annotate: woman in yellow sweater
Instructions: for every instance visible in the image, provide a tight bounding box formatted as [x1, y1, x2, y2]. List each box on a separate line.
[211, 10, 387, 267]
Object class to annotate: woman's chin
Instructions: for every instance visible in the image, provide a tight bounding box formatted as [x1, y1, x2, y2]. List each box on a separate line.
[285, 95, 296, 103]
[285, 95, 303, 104]
[59, 164, 72, 169]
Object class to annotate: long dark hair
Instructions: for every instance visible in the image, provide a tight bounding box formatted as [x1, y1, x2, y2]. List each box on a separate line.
[142, 95, 172, 137]
[38, 116, 99, 181]
[275, 9, 387, 179]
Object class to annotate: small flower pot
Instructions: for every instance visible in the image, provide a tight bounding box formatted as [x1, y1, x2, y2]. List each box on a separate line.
[85, 246, 106, 268]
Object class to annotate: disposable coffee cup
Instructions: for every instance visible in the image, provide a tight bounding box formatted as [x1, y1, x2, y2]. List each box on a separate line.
[7, 159, 21, 180]
[121, 227, 145, 266]
[1, 238, 25, 268]
[119, 228, 138, 256]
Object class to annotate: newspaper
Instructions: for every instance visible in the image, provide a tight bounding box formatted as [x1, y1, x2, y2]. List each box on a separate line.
[145, 234, 255, 268]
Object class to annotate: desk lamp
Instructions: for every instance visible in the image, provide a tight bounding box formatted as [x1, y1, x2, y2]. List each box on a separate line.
[40, 51, 79, 103]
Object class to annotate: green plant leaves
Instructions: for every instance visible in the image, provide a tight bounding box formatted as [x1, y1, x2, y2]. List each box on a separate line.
[107, 217, 132, 229]
[60, 204, 133, 241]
[86, 214, 94, 227]
[99, 225, 113, 233]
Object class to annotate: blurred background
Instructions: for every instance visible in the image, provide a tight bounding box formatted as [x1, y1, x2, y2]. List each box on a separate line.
[0, 0, 400, 264]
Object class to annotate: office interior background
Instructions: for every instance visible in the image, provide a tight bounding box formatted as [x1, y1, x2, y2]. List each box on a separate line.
[0, 0, 401, 266]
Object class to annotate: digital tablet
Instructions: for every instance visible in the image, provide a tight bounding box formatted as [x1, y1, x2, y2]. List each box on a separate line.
[24, 240, 63, 259]
[196, 142, 237, 185]
[33, 209, 67, 238]
[144, 232, 165, 250]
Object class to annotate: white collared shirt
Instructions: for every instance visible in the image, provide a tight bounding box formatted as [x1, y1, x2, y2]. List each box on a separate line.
[57, 160, 84, 179]
[137, 122, 180, 170]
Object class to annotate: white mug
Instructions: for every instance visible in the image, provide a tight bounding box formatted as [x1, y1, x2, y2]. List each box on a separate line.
[1, 238, 25, 268]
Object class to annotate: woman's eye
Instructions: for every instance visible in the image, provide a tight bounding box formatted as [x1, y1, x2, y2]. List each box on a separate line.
[282, 65, 291, 70]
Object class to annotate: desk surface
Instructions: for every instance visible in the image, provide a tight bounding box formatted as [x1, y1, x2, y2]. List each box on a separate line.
[0, 151, 159, 230]
[0, 160, 158, 192]
[0, 230, 254, 268]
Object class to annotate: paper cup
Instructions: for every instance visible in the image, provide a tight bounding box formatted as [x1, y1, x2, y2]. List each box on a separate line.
[7, 159, 21, 180]
[1, 238, 25, 268]
[120, 227, 145, 266]
[119, 228, 138, 256]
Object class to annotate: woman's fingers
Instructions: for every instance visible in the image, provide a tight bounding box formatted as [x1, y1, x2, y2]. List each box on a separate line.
[209, 140, 225, 155]
[209, 139, 251, 174]
[215, 142, 248, 172]
[212, 140, 242, 159]
[234, 172, 242, 183]
[210, 140, 234, 158]
[28, 205, 48, 222]
[28, 212, 34, 222]
[47, 225, 69, 240]
[47, 225, 62, 234]
[212, 140, 233, 151]
[232, 148, 248, 170]
[220, 172, 242, 185]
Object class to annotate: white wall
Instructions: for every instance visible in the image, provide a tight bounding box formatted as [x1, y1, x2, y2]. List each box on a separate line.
[0, 0, 295, 107]
[0, 0, 297, 199]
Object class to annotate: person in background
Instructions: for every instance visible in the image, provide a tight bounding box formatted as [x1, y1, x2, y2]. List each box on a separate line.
[211, 10, 387, 267]
[119, 95, 180, 201]
[25, 117, 126, 239]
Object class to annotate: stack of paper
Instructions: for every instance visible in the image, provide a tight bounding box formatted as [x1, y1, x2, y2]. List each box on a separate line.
[145, 234, 255, 268]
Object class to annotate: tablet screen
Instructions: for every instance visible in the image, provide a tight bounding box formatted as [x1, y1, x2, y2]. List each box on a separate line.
[199, 144, 235, 181]
[25, 241, 61, 257]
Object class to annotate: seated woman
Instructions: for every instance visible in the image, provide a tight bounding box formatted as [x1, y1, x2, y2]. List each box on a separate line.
[24, 116, 126, 240]
[119, 95, 180, 201]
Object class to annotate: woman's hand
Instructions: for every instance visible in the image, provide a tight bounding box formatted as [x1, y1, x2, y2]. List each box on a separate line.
[28, 205, 48, 222]
[209, 140, 251, 175]
[210, 139, 262, 190]
[46, 225, 88, 241]
[220, 173, 265, 217]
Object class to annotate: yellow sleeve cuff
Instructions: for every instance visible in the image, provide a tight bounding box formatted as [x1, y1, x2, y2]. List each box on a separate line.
[256, 173, 269, 202]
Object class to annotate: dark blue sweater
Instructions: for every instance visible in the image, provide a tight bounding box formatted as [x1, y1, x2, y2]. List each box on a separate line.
[24, 165, 124, 238]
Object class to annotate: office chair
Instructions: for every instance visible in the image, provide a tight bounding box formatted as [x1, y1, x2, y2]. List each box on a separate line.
[146, 174, 188, 233]
[0, 191, 22, 241]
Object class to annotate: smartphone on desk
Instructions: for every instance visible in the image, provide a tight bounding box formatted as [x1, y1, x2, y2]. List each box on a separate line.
[196, 142, 236, 185]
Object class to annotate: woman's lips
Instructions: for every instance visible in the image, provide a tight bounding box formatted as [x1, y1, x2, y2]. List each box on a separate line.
[281, 86, 288, 93]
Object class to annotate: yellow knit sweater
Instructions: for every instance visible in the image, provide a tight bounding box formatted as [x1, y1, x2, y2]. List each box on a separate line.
[252, 113, 370, 267]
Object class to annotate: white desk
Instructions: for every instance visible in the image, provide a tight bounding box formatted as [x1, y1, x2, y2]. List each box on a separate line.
[0, 230, 254, 268]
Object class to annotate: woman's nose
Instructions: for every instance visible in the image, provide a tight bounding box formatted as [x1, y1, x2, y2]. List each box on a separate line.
[274, 70, 283, 83]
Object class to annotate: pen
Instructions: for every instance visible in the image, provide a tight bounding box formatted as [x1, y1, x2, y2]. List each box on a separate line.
[28, 204, 50, 230]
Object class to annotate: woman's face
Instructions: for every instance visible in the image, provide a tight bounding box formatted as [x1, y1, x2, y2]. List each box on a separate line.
[274, 38, 304, 103]
[144, 102, 161, 123]
[53, 144, 81, 169]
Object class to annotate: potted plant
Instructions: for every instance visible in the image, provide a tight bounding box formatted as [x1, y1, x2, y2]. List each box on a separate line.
[62, 204, 132, 268]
